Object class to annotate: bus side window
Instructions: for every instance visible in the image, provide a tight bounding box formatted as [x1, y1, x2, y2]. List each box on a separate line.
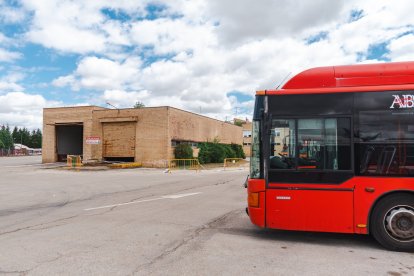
[357, 109, 414, 176]
[298, 119, 324, 170]
[327, 118, 351, 170]
[270, 119, 296, 169]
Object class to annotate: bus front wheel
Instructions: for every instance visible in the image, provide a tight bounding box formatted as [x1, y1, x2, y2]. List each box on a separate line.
[371, 193, 414, 252]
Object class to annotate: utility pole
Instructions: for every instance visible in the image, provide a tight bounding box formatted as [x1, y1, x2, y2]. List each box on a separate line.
[235, 107, 239, 116]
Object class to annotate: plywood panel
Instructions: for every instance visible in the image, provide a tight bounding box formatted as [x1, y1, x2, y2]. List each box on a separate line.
[103, 122, 136, 157]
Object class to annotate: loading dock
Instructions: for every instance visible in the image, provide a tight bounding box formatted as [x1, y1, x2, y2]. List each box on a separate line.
[56, 124, 83, 162]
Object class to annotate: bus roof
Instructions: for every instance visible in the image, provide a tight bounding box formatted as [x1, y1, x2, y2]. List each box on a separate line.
[259, 61, 414, 95]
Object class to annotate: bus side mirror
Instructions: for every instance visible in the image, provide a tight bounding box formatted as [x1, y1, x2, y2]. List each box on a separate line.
[244, 175, 249, 188]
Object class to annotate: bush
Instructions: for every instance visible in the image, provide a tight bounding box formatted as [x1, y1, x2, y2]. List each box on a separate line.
[174, 143, 193, 159]
[231, 143, 246, 159]
[198, 142, 245, 164]
[198, 143, 211, 164]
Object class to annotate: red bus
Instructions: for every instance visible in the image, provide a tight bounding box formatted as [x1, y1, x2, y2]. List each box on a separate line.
[246, 61, 414, 251]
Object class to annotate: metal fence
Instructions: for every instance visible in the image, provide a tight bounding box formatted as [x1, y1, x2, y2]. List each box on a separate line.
[168, 159, 200, 171]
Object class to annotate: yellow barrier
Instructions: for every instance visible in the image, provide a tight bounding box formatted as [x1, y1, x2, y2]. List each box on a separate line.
[168, 159, 200, 171]
[108, 162, 142, 169]
[67, 155, 82, 167]
[223, 158, 244, 170]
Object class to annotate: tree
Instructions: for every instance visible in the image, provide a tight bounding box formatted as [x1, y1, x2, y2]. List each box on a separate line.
[234, 121, 243, 127]
[174, 143, 193, 159]
[12, 126, 18, 143]
[133, 101, 145, 108]
[0, 125, 13, 149]
[31, 129, 42, 148]
[19, 128, 30, 146]
[10, 126, 42, 148]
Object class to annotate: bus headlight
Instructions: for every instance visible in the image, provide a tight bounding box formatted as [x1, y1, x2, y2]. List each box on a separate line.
[248, 192, 259, 208]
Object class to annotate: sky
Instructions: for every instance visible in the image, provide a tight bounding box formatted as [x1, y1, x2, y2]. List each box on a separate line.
[0, 0, 414, 129]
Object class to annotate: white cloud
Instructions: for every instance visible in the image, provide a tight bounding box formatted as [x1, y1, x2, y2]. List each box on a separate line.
[0, 33, 11, 44]
[20, 0, 161, 55]
[53, 56, 142, 91]
[140, 60, 191, 95]
[206, 0, 347, 44]
[12, 0, 414, 123]
[387, 34, 414, 61]
[22, 0, 107, 54]
[27, 25, 107, 54]
[0, 48, 21, 62]
[0, 82, 23, 92]
[130, 18, 217, 55]
[0, 92, 61, 129]
[0, 72, 25, 92]
[52, 75, 77, 89]
[0, 2, 26, 23]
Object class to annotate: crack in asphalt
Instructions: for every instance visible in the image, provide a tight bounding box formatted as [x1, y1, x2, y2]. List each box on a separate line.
[131, 209, 240, 274]
[0, 215, 79, 236]
[0, 175, 242, 237]
[0, 269, 30, 276]
[84, 177, 240, 214]
[0, 252, 69, 276]
[0, 173, 244, 218]
[0, 199, 70, 217]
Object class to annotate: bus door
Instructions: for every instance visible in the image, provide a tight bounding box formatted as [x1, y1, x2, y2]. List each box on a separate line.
[266, 118, 355, 233]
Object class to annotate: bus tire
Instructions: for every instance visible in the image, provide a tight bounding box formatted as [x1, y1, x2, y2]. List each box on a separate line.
[371, 193, 414, 252]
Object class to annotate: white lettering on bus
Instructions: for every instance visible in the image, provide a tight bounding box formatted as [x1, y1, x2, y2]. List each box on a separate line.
[390, 95, 414, 109]
[276, 196, 291, 200]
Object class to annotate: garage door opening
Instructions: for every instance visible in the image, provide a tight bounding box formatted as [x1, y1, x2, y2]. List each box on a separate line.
[56, 124, 83, 162]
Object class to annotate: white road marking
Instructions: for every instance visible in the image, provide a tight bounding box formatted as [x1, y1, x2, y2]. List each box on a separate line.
[84, 192, 202, 211]
[161, 192, 201, 199]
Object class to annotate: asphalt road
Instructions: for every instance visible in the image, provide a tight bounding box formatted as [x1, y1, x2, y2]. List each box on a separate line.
[0, 156, 413, 276]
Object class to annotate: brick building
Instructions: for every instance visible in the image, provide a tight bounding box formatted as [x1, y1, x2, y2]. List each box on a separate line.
[42, 106, 242, 167]
[234, 118, 252, 157]
[242, 121, 252, 157]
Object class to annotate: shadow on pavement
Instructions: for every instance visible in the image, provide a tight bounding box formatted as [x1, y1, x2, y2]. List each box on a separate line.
[216, 209, 382, 251]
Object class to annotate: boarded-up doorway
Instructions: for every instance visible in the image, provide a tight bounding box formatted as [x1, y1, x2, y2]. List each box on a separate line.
[103, 122, 136, 161]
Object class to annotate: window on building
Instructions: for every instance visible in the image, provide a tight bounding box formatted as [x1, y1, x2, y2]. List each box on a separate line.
[243, 130, 252, 137]
[171, 140, 199, 148]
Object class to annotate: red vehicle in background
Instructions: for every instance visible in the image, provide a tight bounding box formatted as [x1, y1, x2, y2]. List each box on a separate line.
[246, 61, 414, 251]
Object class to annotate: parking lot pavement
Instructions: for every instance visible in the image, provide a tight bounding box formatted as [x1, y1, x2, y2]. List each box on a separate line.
[0, 155, 42, 167]
[0, 156, 413, 275]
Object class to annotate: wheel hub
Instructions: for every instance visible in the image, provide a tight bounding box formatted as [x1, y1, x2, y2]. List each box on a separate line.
[385, 206, 414, 242]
